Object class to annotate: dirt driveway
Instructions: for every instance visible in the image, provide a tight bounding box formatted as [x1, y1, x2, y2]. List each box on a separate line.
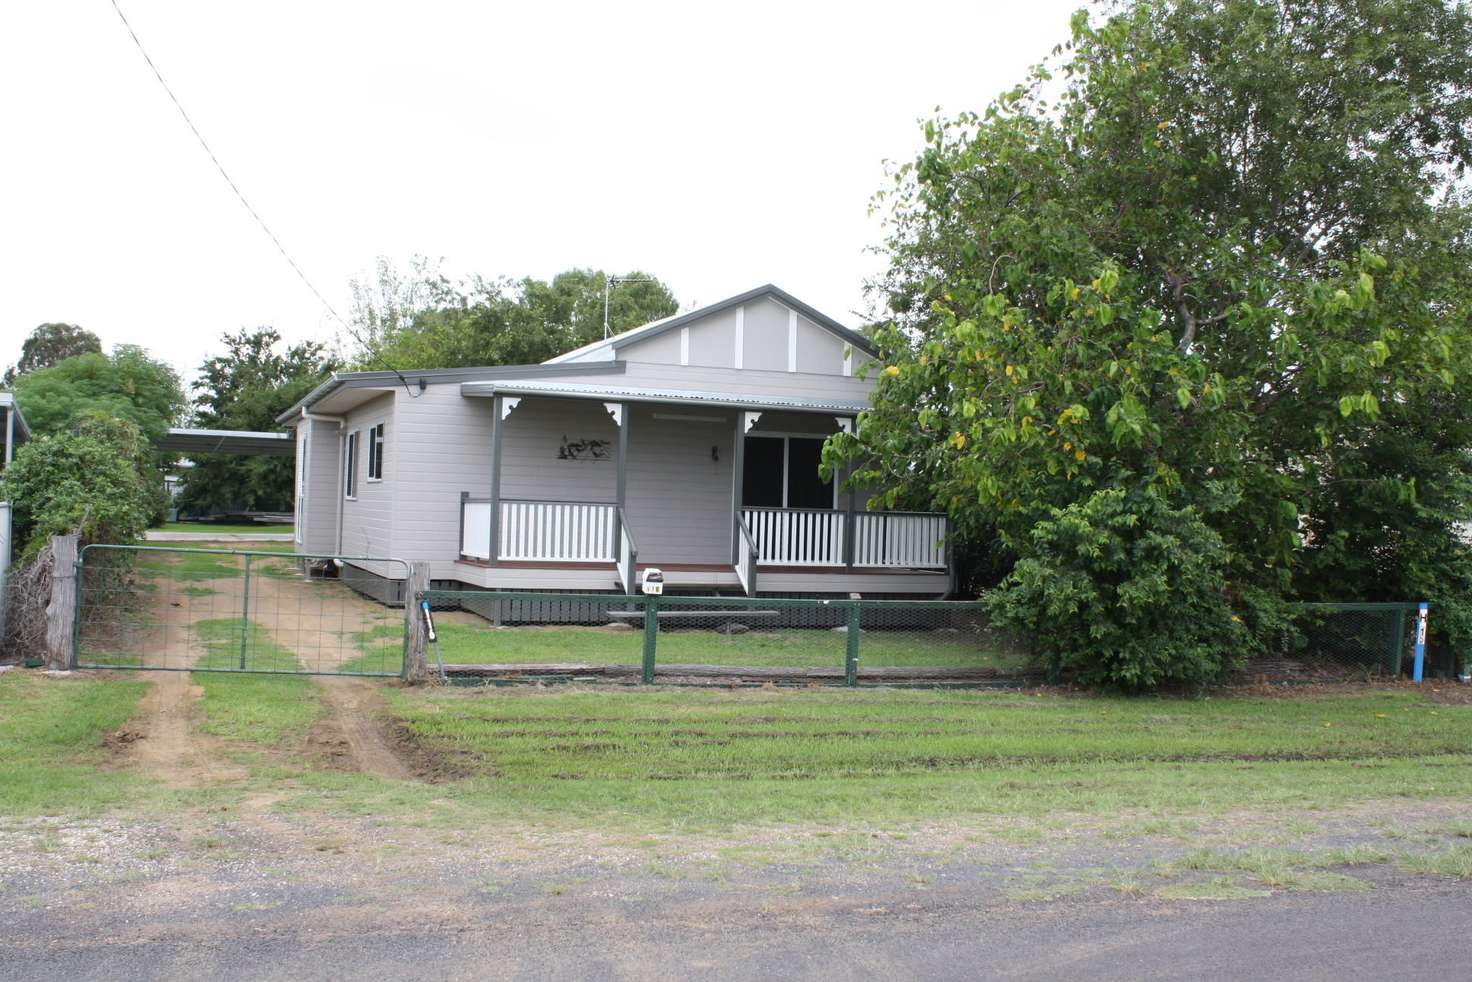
[109, 555, 414, 780]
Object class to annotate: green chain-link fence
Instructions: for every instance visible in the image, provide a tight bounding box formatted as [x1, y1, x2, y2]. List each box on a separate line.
[1260, 602, 1439, 680]
[419, 590, 1442, 686]
[417, 589, 1033, 686]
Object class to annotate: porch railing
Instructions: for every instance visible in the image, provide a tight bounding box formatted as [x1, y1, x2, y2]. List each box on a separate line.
[734, 513, 759, 596]
[617, 506, 638, 595]
[460, 496, 617, 563]
[461, 497, 493, 561]
[463, 496, 946, 571]
[743, 507, 846, 566]
[853, 511, 946, 569]
[499, 500, 617, 562]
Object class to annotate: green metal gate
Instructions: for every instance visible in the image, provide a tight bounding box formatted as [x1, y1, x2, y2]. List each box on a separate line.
[72, 544, 411, 677]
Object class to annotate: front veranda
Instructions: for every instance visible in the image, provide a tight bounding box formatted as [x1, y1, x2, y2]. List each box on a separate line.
[454, 394, 950, 597]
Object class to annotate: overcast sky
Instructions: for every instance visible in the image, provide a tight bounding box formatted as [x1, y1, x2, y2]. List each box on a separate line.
[1, 1, 1080, 384]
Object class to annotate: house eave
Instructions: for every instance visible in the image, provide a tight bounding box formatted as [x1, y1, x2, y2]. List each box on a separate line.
[274, 361, 629, 424]
[460, 380, 870, 415]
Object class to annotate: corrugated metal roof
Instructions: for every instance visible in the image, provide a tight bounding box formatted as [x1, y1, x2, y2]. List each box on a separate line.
[461, 379, 870, 414]
[0, 392, 31, 443]
[542, 310, 682, 364]
[156, 428, 295, 457]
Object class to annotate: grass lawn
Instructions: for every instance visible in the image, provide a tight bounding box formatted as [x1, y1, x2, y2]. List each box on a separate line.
[360, 685, 1472, 829]
[127, 546, 297, 595]
[0, 671, 150, 815]
[191, 619, 324, 745]
[6, 663, 1470, 847]
[155, 521, 294, 534]
[360, 621, 1025, 671]
[194, 617, 303, 674]
[138, 550, 243, 582]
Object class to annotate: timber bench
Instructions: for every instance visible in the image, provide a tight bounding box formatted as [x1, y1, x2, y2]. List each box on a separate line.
[605, 609, 781, 623]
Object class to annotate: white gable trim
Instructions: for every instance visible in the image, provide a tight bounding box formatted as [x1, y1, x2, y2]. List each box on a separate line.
[734, 306, 745, 370]
[787, 309, 798, 372]
[543, 285, 878, 368]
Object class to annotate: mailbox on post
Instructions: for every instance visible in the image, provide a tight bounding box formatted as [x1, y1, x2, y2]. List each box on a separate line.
[641, 568, 664, 596]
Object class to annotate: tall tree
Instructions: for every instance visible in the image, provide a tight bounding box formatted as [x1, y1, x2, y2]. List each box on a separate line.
[3, 323, 103, 386]
[346, 261, 679, 370]
[828, 0, 1472, 687]
[175, 328, 337, 515]
[345, 255, 453, 366]
[12, 346, 184, 441]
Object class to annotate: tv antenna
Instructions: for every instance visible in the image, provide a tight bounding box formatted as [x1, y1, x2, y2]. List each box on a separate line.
[603, 274, 658, 339]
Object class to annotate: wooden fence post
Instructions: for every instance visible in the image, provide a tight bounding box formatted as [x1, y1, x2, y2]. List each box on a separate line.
[44, 534, 79, 671]
[404, 561, 431, 683]
[0, 501, 12, 644]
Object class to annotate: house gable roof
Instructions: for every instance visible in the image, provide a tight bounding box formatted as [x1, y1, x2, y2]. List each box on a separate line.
[544, 284, 877, 365]
[275, 286, 874, 423]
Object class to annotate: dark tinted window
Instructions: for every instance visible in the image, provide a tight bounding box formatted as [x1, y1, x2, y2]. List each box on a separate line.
[786, 437, 832, 509]
[742, 436, 784, 507]
[344, 431, 358, 498]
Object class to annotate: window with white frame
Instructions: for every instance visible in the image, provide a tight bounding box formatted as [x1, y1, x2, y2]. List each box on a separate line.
[344, 430, 359, 499]
[367, 422, 385, 481]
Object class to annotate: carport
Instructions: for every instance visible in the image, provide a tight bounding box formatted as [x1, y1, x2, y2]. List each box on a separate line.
[153, 427, 298, 528]
[154, 427, 295, 457]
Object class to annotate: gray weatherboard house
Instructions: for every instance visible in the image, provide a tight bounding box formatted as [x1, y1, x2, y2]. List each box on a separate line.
[278, 285, 952, 606]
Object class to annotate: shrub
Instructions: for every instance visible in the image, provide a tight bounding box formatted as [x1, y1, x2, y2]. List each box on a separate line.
[989, 488, 1249, 690]
[1, 415, 153, 556]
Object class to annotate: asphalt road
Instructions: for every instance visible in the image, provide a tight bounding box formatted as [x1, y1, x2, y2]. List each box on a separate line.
[4, 878, 1467, 981]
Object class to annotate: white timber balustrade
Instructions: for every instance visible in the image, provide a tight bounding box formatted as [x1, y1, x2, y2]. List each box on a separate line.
[742, 507, 846, 566]
[499, 500, 617, 563]
[460, 499, 492, 560]
[853, 512, 947, 569]
[735, 515, 759, 595]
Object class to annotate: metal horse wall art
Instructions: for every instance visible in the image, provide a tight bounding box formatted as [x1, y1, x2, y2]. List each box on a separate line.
[556, 435, 611, 462]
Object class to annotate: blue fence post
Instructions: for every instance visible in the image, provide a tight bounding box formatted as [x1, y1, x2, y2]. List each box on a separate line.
[1412, 602, 1429, 683]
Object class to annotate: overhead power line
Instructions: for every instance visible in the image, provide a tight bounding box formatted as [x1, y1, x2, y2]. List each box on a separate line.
[105, 0, 423, 398]
[107, 0, 347, 329]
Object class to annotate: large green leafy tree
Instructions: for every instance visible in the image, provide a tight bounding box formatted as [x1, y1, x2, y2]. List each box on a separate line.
[349, 263, 679, 369]
[828, 0, 1472, 687]
[3, 323, 103, 386]
[11, 346, 184, 441]
[175, 328, 336, 515]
